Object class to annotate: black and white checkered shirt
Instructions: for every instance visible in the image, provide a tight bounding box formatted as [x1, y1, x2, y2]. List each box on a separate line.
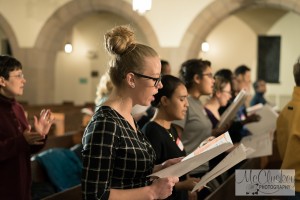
[82, 106, 156, 200]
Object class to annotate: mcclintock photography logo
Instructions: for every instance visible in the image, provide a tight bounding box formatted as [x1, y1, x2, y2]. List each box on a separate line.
[235, 169, 295, 196]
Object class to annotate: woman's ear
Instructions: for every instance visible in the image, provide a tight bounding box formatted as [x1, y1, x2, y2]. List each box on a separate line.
[126, 72, 136, 88]
[160, 96, 169, 106]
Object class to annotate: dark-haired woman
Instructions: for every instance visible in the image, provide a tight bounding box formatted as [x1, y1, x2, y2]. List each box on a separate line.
[0, 55, 54, 200]
[172, 59, 222, 199]
[142, 75, 200, 200]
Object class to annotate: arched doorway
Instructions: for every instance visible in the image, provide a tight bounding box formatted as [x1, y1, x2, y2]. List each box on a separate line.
[182, 0, 300, 58]
[28, 0, 160, 104]
[0, 14, 20, 57]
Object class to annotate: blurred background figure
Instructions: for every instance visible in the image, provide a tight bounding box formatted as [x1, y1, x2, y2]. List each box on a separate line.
[95, 72, 114, 108]
[205, 75, 232, 183]
[276, 58, 300, 200]
[161, 59, 171, 75]
[81, 72, 113, 127]
[250, 79, 268, 106]
[205, 76, 232, 129]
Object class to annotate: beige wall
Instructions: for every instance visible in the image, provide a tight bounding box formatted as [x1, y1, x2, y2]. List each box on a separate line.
[198, 11, 300, 109]
[54, 12, 148, 105]
[200, 15, 256, 73]
[0, 0, 71, 47]
[267, 12, 300, 108]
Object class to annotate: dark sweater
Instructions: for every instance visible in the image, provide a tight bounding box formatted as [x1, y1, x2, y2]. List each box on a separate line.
[142, 122, 188, 200]
[0, 94, 44, 200]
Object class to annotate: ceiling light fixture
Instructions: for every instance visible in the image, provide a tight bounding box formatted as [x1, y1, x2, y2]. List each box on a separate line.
[132, 0, 152, 15]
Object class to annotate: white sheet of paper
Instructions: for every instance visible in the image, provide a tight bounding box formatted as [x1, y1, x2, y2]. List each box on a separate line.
[217, 89, 247, 128]
[241, 132, 273, 158]
[149, 132, 233, 178]
[182, 132, 232, 161]
[192, 144, 248, 193]
[245, 104, 278, 135]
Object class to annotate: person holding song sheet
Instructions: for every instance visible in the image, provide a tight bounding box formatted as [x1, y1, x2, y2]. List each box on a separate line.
[172, 59, 227, 199]
[143, 75, 200, 200]
[218, 66, 261, 143]
[81, 25, 179, 200]
[204, 75, 233, 183]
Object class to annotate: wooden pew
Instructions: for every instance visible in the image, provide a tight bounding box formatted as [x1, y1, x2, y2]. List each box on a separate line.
[31, 131, 83, 199]
[22, 103, 88, 134]
[41, 185, 82, 200]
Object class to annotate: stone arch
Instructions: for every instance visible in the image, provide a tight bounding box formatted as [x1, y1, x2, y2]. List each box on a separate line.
[181, 0, 300, 59]
[0, 14, 20, 57]
[29, 0, 160, 104]
[35, 0, 159, 53]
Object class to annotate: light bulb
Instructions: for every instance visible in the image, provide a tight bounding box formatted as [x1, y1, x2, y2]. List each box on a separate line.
[64, 43, 73, 53]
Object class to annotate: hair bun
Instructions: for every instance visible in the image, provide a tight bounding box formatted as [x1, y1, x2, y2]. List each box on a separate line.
[104, 25, 135, 56]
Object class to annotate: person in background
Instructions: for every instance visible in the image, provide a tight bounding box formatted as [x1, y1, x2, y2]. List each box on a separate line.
[234, 65, 252, 106]
[142, 75, 200, 200]
[204, 76, 232, 183]
[161, 59, 171, 75]
[214, 68, 235, 98]
[250, 79, 268, 106]
[172, 59, 227, 199]
[136, 59, 172, 128]
[0, 55, 54, 200]
[82, 72, 114, 128]
[217, 65, 260, 143]
[95, 72, 114, 108]
[81, 25, 179, 200]
[276, 58, 300, 200]
[205, 76, 232, 129]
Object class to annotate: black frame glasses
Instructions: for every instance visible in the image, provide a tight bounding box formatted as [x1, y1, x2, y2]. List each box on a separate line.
[131, 71, 162, 87]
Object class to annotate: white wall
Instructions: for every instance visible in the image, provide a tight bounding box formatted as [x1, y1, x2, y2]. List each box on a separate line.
[197, 12, 300, 109]
[0, 0, 71, 47]
[144, 0, 214, 47]
[0, 0, 214, 48]
[201, 16, 256, 74]
[267, 12, 300, 108]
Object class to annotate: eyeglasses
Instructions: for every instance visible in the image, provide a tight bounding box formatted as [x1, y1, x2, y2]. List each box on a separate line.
[202, 73, 214, 79]
[10, 73, 25, 79]
[131, 72, 162, 87]
[222, 90, 232, 95]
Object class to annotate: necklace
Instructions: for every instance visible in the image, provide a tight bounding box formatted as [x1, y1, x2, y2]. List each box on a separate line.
[154, 119, 175, 142]
[166, 128, 175, 142]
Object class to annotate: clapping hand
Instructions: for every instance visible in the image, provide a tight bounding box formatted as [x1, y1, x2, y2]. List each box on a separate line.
[34, 109, 54, 136]
[23, 126, 46, 145]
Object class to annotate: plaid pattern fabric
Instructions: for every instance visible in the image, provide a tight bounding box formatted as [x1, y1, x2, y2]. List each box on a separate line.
[82, 106, 156, 199]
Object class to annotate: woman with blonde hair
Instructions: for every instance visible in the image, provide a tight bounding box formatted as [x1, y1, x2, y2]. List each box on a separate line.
[82, 25, 179, 200]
